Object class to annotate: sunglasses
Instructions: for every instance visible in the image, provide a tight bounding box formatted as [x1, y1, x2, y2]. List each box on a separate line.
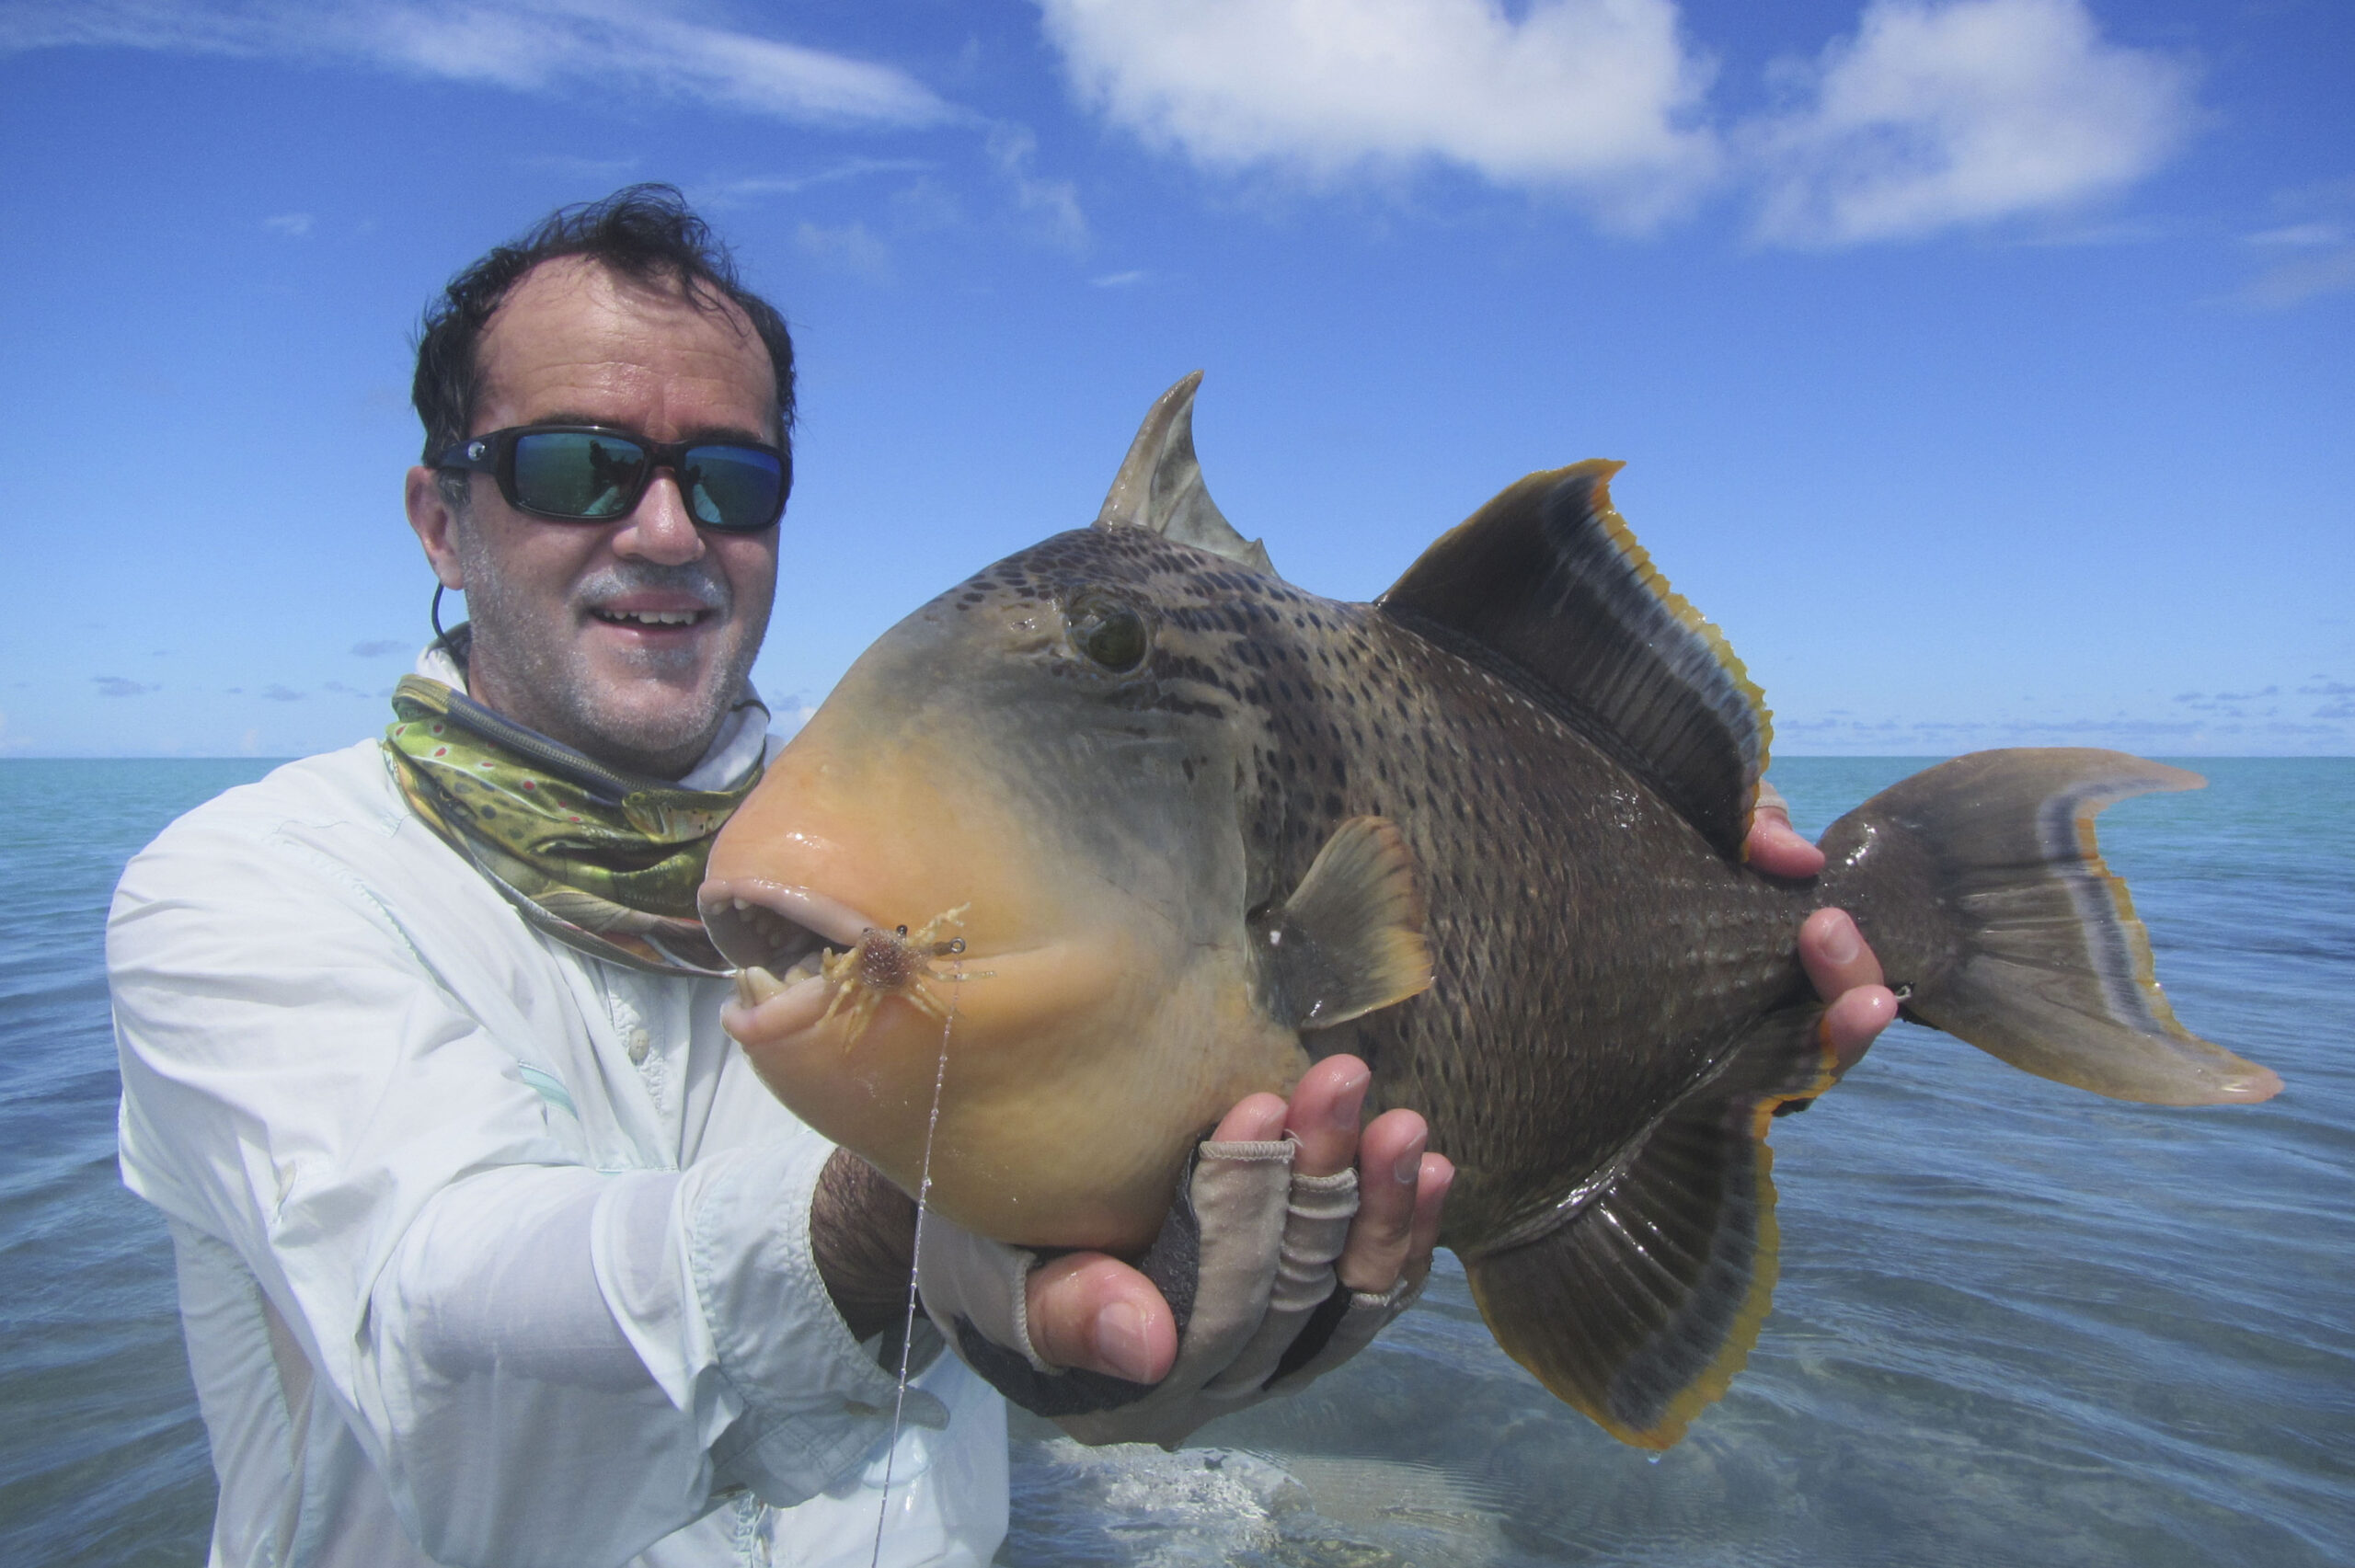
[435, 424, 790, 534]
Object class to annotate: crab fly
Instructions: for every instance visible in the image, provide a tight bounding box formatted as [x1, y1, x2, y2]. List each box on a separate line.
[817, 904, 978, 1046]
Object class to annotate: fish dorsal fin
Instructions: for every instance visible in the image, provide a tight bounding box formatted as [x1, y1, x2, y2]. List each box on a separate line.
[1378, 463, 1769, 860]
[1095, 372, 1281, 578]
[1249, 816, 1434, 1033]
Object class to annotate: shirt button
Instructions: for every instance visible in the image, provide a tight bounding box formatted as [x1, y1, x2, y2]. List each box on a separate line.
[626, 1026, 651, 1064]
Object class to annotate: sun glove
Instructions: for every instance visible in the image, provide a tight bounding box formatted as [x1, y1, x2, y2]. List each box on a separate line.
[913, 1134, 1421, 1448]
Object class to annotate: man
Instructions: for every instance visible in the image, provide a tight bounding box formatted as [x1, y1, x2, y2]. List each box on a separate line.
[110, 188, 1893, 1568]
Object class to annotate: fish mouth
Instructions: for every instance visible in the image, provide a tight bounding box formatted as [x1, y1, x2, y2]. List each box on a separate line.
[698, 878, 882, 1038]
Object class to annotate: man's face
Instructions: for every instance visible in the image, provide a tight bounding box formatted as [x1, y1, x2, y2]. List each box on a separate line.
[405, 257, 782, 778]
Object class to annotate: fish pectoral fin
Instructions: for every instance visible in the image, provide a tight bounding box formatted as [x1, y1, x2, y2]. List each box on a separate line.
[1464, 1008, 1836, 1449]
[1249, 815, 1434, 1033]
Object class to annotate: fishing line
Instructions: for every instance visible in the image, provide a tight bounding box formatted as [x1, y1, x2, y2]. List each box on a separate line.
[868, 956, 960, 1568]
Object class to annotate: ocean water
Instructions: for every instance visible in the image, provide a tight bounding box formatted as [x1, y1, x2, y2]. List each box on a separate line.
[3, 757, 2349, 1565]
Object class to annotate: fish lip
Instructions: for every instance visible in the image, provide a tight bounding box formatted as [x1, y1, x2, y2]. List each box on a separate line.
[721, 964, 833, 1044]
[696, 877, 879, 973]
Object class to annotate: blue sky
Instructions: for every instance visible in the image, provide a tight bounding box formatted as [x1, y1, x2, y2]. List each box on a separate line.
[1, 0, 2348, 759]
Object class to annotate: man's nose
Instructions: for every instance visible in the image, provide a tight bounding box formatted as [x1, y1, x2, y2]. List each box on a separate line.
[613, 467, 706, 565]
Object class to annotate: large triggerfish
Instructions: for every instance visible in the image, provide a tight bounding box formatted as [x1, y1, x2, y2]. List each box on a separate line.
[701, 375, 2279, 1448]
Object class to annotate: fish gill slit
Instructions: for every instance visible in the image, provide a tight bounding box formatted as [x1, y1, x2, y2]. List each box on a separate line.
[869, 954, 961, 1568]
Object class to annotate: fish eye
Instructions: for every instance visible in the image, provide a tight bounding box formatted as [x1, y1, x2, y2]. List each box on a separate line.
[1065, 591, 1149, 673]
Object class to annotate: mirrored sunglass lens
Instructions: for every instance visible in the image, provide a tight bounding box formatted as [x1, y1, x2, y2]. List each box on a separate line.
[511, 431, 647, 519]
[679, 446, 784, 531]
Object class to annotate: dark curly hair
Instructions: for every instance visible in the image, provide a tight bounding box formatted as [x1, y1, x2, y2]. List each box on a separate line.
[411, 185, 796, 474]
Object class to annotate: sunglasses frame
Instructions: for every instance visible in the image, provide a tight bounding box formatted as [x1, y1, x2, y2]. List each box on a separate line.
[434, 423, 790, 534]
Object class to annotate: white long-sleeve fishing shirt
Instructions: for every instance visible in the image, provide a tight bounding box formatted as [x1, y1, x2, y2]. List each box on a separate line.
[108, 719, 1007, 1568]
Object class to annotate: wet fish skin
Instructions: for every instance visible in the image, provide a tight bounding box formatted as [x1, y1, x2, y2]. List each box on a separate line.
[703, 380, 2278, 1447]
[1036, 530, 1819, 1254]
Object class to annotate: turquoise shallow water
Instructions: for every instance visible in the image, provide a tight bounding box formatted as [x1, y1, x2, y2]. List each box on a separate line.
[3, 757, 2349, 1565]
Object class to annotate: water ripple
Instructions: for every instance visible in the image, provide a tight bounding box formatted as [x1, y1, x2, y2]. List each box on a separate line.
[8, 757, 2353, 1566]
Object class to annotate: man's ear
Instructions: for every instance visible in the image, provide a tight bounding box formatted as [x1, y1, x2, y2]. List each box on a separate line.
[405, 465, 468, 590]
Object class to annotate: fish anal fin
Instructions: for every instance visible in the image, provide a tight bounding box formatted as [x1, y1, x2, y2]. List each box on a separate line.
[1465, 1011, 1834, 1448]
[1379, 463, 1769, 859]
[1250, 816, 1434, 1032]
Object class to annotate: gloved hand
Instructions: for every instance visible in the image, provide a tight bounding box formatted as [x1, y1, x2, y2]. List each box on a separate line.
[916, 1130, 1422, 1448]
[913, 1054, 1431, 1449]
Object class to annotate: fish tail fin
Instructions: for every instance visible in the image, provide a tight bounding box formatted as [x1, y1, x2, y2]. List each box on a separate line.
[1820, 748, 2279, 1106]
[1463, 1010, 1835, 1449]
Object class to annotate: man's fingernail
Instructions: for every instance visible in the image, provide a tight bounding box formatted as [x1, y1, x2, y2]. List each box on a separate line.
[1095, 1302, 1153, 1382]
[1821, 914, 1860, 966]
[1328, 1070, 1371, 1130]
[1394, 1135, 1427, 1185]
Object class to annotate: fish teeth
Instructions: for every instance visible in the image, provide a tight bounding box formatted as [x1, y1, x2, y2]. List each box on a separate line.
[734, 965, 784, 1008]
[729, 956, 825, 1010]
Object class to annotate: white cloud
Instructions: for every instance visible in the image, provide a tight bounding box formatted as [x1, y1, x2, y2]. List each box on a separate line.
[1745, 0, 2195, 246]
[1037, 0, 1720, 229]
[694, 158, 934, 210]
[518, 154, 645, 182]
[263, 212, 313, 237]
[986, 124, 1089, 252]
[794, 220, 891, 282]
[2240, 246, 2355, 310]
[2246, 222, 2349, 249]
[0, 0, 950, 126]
[2236, 186, 2355, 309]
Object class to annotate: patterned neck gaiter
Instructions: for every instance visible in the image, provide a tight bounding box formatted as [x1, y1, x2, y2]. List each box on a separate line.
[382, 674, 763, 976]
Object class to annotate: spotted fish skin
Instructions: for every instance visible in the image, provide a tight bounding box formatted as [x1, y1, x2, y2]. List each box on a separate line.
[706, 382, 2277, 1448]
[964, 525, 1809, 1253]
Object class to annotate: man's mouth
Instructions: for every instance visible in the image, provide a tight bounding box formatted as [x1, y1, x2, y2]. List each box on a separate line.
[592, 607, 711, 628]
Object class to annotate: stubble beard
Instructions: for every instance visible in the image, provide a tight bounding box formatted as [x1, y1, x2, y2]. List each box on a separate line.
[452, 528, 764, 778]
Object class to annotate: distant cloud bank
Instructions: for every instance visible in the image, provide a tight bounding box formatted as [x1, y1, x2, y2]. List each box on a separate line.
[1779, 673, 2355, 754]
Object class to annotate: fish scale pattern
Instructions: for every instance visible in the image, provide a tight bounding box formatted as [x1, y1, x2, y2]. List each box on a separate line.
[995, 527, 1821, 1257]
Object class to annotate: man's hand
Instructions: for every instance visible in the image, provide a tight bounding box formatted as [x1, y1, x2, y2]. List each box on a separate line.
[812, 1149, 920, 1344]
[1748, 797, 1901, 1077]
[1024, 1056, 1453, 1382]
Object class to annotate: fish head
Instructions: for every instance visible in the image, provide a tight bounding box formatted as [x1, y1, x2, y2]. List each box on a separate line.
[703, 526, 1312, 1250]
